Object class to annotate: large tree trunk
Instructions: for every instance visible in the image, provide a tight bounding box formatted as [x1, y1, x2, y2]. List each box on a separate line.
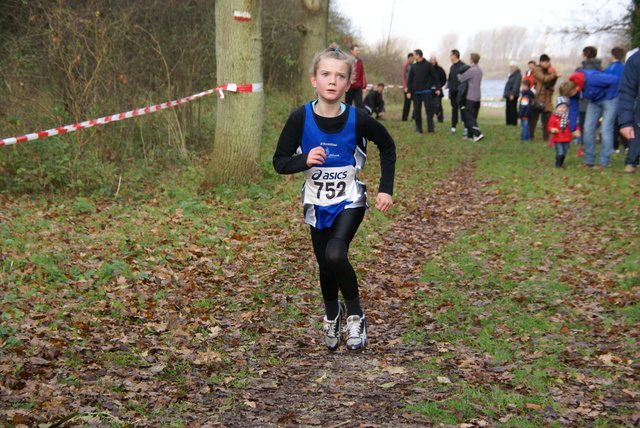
[203, 0, 264, 187]
[299, 0, 329, 103]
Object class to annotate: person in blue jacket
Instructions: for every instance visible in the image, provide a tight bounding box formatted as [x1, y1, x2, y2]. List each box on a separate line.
[605, 47, 627, 156]
[518, 79, 535, 141]
[617, 49, 640, 173]
[561, 69, 619, 169]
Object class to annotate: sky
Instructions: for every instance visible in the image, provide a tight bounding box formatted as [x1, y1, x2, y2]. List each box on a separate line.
[334, 0, 629, 56]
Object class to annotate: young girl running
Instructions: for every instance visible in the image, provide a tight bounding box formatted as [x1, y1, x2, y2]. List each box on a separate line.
[273, 43, 396, 352]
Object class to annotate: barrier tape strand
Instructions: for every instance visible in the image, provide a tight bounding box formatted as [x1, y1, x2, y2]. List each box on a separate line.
[1, 83, 263, 146]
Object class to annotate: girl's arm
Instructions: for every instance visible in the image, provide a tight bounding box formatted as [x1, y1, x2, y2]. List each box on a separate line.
[272, 108, 311, 175]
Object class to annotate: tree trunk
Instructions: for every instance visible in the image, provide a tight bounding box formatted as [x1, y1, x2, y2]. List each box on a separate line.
[203, 0, 264, 187]
[299, 0, 329, 103]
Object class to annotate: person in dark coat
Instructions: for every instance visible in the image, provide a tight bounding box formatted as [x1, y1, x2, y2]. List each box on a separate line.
[407, 49, 438, 134]
[401, 53, 414, 121]
[363, 83, 386, 119]
[503, 60, 522, 126]
[617, 48, 640, 173]
[446, 49, 466, 134]
[430, 55, 447, 123]
[518, 79, 534, 141]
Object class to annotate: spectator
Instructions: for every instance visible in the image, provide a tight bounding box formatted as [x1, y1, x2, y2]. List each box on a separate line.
[562, 68, 619, 170]
[430, 55, 447, 123]
[617, 49, 640, 173]
[605, 47, 626, 154]
[518, 79, 534, 141]
[363, 83, 386, 119]
[458, 52, 484, 142]
[407, 49, 438, 134]
[446, 49, 466, 134]
[578, 46, 603, 132]
[503, 60, 522, 126]
[401, 53, 414, 121]
[522, 60, 536, 92]
[345, 45, 367, 108]
[548, 96, 572, 168]
[530, 54, 560, 140]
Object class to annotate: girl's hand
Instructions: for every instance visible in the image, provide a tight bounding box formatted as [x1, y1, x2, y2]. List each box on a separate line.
[375, 192, 393, 213]
[306, 147, 326, 167]
[572, 130, 582, 138]
[550, 128, 559, 134]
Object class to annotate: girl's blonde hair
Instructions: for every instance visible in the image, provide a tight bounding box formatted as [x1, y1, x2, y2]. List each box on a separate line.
[309, 43, 356, 83]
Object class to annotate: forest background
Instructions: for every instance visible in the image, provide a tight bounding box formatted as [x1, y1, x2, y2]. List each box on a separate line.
[0, 0, 634, 194]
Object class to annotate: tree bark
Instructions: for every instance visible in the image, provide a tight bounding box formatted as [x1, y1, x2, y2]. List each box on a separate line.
[299, 0, 329, 103]
[204, 0, 264, 187]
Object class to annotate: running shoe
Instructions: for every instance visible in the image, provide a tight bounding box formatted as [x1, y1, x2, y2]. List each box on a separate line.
[323, 302, 345, 351]
[345, 315, 367, 351]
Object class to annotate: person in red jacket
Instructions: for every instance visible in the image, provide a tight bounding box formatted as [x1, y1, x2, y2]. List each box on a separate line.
[345, 45, 367, 108]
[548, 96, 573, 168]
[522, 61, 536, 93]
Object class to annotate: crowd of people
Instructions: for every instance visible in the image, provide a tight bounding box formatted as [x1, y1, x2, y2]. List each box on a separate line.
[518, 46, 637, 173]
[345, 44, 639, 174]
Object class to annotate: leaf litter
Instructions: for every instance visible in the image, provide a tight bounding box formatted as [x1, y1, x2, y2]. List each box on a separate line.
[0, 158, 638, 427]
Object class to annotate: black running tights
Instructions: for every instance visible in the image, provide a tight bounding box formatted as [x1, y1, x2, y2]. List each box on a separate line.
[310, 207, 365, 302]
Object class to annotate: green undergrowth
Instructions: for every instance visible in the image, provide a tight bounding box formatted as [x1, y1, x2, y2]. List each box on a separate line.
[406, 111, 639, 426]
[1, 96, 638, 427]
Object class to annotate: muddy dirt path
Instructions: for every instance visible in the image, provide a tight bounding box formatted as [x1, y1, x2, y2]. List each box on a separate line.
[217, 163, 496, 428]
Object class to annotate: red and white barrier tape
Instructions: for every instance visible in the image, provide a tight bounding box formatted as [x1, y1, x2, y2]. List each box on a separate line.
[1, 83, 263, 146]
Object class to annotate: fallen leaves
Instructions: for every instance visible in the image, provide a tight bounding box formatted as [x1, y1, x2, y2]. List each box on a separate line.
[1, 140, 639, 428]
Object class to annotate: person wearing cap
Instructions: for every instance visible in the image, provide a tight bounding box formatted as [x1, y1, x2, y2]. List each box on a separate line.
[548, 94, 573, 168]
[560, 68, 620, 170]
[503, 60, 522, 126]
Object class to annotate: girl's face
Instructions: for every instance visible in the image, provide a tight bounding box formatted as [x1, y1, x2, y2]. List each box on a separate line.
[310, 58, 351, 103]
[556, 104, 568, 115]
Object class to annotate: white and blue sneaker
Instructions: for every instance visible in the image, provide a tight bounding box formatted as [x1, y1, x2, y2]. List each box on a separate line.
[323, 302, 345, 351]
[345, 315, 368, 351]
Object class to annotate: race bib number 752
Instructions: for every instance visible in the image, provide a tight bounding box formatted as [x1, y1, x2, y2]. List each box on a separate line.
[303, 166, 358, 206]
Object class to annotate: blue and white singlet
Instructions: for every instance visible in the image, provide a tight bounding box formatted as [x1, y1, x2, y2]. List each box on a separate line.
[298, 102, 368, 229]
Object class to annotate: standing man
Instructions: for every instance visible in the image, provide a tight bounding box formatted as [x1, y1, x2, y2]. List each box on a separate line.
[503, 60, 522, 126]
[530, 54, 560, 140]
[458, 53, 484, 142]
[446, 49, 466, 134]
[578, 46, 603, 131]
[563, 68, 619, 169]
[430, 55, 447, 124]
[617, 49, 640, 173]
[401, 52, 414, 121]
[407, 49, 438, 134]
[345, 44, 367, 108]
